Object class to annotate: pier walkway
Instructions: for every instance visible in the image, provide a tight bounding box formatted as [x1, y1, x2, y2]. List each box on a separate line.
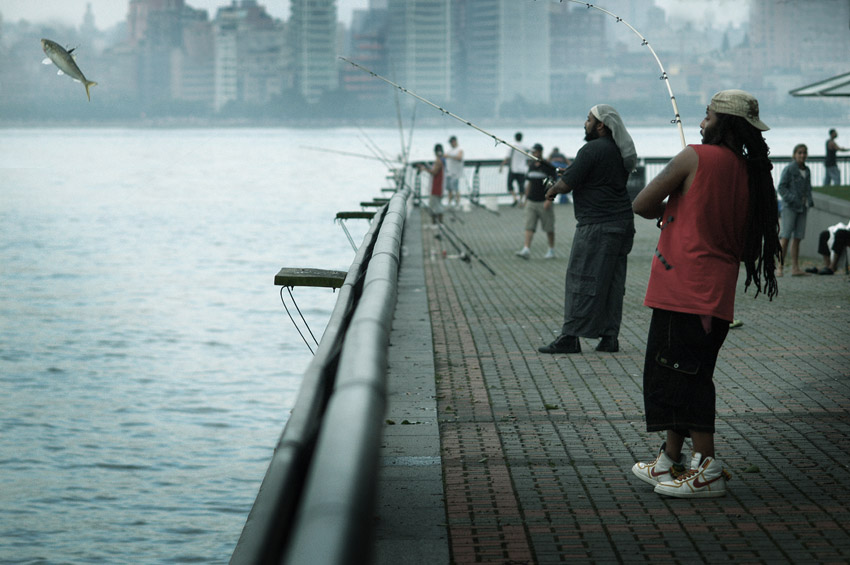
[374, 200, 850, 564]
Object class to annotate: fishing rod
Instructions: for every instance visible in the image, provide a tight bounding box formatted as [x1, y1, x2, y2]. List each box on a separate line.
[557, 0, 686, 148]
[439, 222, 497, 276]
[358, 127, 396, 167]
[394, 88, 408, 165]
[435, 224, 469, 263]
[300, 145, 399, 163]
[339, 56, 539, 162]
[404, 103, 417, 167]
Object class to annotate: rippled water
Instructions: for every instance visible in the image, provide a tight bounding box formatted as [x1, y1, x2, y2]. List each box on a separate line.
[0, 127, 385, 563]
[0, 123, 811, 563]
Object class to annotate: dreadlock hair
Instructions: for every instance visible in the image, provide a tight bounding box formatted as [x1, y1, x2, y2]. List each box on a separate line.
[703, 113, 780, 300]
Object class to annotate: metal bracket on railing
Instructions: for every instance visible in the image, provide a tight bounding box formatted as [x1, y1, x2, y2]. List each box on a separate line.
[335, 211, 377, 251]
[274, 267, 348, 355]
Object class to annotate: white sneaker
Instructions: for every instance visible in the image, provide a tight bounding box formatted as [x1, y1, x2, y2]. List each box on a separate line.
[631, 442, 688, 486]
[654, 452, 729, 498]
[515, 248, 530, 259]
[544, 249, 555, 259]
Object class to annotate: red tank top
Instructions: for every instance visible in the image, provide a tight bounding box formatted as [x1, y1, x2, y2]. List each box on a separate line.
[431, 159, 444, 197]
[644, 144, 749, 321]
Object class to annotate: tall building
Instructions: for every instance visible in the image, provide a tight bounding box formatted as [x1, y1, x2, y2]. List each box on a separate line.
[213, 1, 287, 111]
[290, 0, 339, 104]
[344, 7, 390, 104]
[387, 0, 453, 104]
[463, 0, 550, 116]
[749, 0, 850, 76]
[172, 12, 214, 107]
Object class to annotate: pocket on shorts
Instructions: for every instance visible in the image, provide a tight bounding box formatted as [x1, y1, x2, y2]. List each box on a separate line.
[655, 348, 700, 375]
[654, 312, 706, 375]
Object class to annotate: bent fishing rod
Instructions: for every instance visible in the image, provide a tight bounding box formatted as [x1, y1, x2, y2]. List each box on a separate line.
[555, 0, 686, 148]
[339, 56, 539, 162]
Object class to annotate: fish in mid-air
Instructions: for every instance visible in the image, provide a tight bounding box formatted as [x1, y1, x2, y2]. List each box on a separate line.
[41, 38, 97, 101]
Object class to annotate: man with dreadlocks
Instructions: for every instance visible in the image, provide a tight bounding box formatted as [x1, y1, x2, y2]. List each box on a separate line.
[630, 90, 780, 498]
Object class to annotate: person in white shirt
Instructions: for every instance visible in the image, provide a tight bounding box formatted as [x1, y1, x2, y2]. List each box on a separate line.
[500, 132, 529, 206]
[444, 136, 464, 207]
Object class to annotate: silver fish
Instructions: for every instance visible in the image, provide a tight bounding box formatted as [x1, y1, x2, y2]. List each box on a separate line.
[41, 38, 97, 101]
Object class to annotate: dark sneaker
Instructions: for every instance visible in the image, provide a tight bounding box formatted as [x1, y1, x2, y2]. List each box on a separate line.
[654, 452, 729, 498]
[631, 442, 688, 486]
[595, 336, 619, 352]
[538, 334, 580, 354]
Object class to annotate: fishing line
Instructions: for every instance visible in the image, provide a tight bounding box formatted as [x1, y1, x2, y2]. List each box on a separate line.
[300, 145, 396, 162]
[394, 87, 408, 164]
[339, 56, 539, 161]
[358, 127, 395, 167]
[556, 0, 687, 148]
[405, 103, 417, 167]
[279, 286, 320, 355]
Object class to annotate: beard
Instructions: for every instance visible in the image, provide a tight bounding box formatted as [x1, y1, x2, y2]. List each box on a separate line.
[584, 128, 600, 142]
[701, 123, 716, 144]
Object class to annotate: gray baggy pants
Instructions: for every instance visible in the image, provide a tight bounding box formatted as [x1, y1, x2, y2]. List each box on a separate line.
[560, 218, 635, 339]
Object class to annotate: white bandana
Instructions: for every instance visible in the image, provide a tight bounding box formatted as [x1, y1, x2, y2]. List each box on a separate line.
[591, 104, 637, 172]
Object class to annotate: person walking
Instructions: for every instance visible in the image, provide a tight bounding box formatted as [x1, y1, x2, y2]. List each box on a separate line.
[777, 143, 814, 277]
[515, 143, 556, 259]
[540, 104, 637, 354]
[824, 129, 848, 186]
[630, 89, 780, 498]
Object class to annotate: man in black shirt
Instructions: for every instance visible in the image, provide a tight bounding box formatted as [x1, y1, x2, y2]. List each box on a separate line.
[540, 104, 636, 354]
[515, 143, 557, 259]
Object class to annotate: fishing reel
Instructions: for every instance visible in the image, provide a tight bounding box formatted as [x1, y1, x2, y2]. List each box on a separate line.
[539, 160, 563, 191]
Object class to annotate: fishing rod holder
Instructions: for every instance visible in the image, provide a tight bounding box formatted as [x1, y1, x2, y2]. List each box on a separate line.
[335, 211, 377, 251]
[274, 268, 349, 355]
[274, 267, 348, 289]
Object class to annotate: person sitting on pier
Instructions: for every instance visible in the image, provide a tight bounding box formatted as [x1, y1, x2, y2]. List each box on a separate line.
[541, 104, 637, 354]
[806, 219, 850, 275]
[631, 89, 779, 498]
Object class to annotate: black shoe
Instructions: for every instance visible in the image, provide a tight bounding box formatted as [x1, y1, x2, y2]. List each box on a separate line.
[819, 268, 835, 275]
[595, 336, 619, 352]
[538, 334, 580, 354]
[805, 267, 819, 274]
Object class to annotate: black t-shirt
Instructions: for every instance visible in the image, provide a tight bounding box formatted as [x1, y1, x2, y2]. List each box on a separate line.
[525, 159, 550, 202]
[560, 136, 633, 225]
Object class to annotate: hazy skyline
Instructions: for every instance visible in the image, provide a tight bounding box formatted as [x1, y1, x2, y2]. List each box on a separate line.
[1, 0, 749, 30]
[0, 0, 370, 28]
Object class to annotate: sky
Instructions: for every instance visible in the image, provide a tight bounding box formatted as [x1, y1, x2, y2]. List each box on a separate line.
[2, 0, 748, 30]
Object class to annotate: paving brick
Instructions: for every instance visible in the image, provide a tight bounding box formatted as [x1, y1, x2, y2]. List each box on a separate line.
[375, 202, 850, 564]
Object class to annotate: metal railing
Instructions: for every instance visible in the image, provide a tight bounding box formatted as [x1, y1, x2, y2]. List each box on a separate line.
[232, 151, 849, 565]
[412, 156, 850, 203]
[231, 186, 411, 565]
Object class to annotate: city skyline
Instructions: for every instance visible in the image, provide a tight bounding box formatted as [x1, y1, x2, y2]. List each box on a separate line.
[1, 0, 750, 30]
[2, 0, 846, 125]
[0, 0, 369, 28]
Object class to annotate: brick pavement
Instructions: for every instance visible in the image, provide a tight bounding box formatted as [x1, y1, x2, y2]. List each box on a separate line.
[376, 201, 850, 564]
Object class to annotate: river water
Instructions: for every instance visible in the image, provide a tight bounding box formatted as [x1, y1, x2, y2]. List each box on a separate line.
[0, 124, 818, 563]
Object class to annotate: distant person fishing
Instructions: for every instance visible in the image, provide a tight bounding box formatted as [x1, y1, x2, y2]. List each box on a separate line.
[41, 38, 97, 101]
